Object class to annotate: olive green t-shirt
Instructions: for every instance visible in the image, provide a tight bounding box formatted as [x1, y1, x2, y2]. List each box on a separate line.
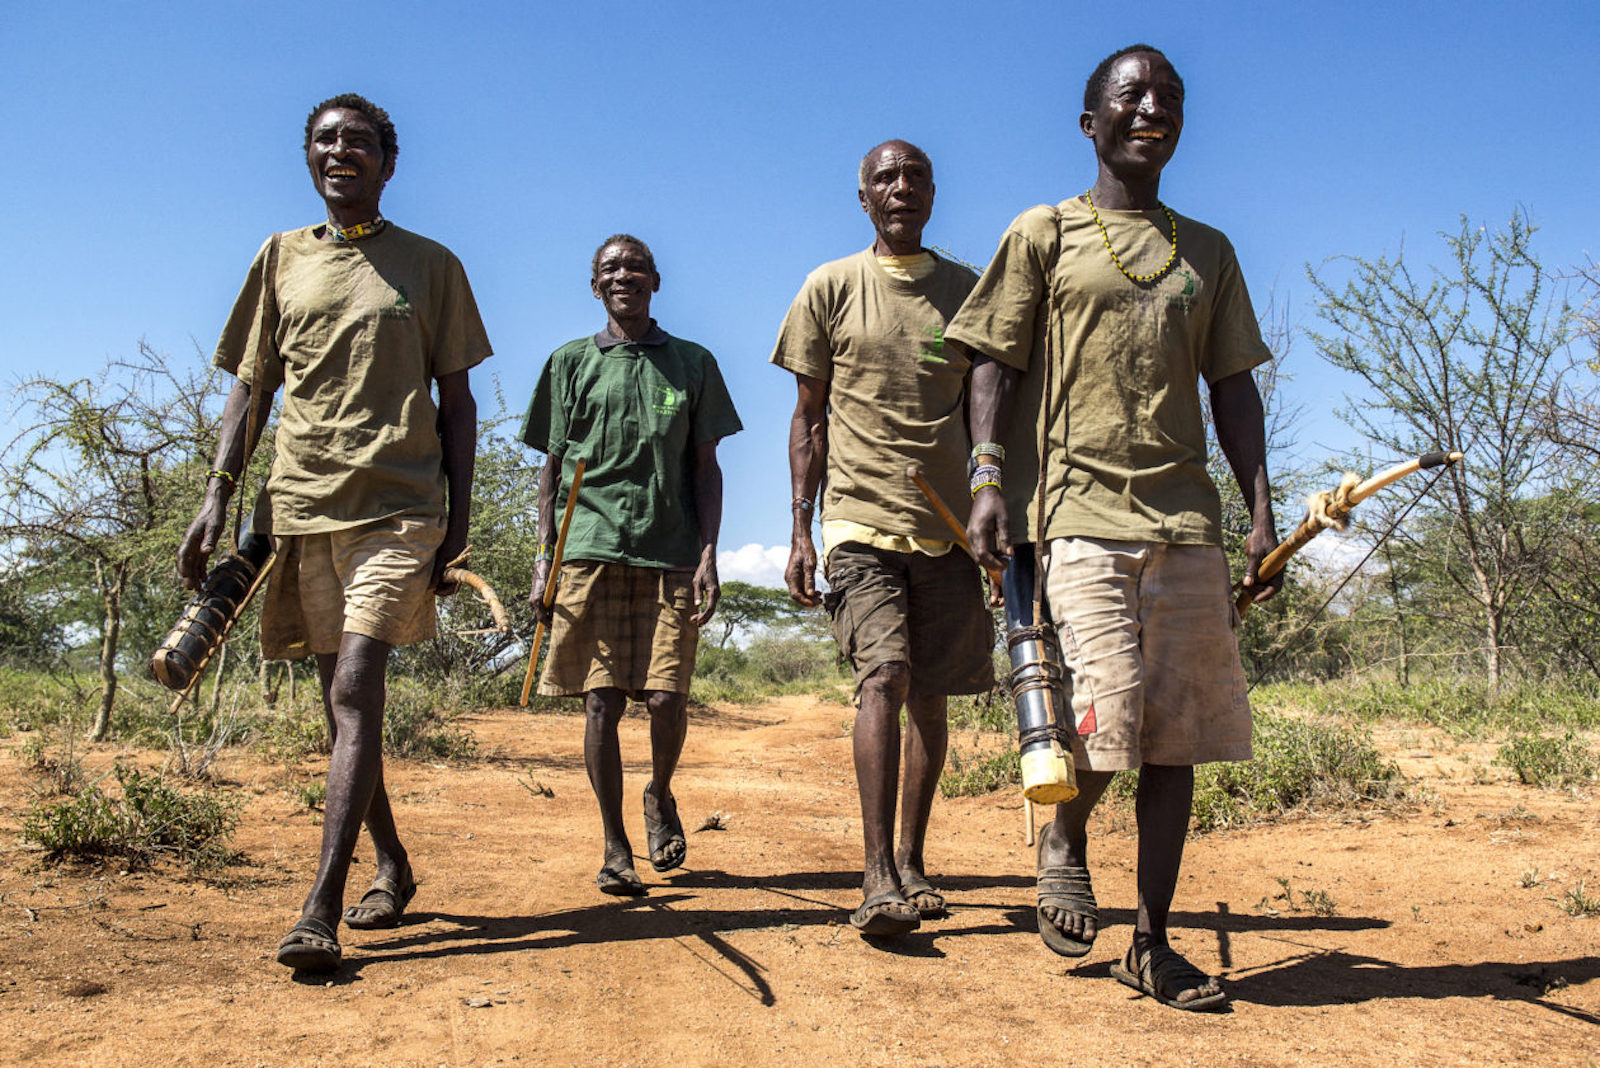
[520, 326, 743, 570]
[946, 198, 1269, 545]
[769, 249, 979, 541]
[214, 224, 493, 534]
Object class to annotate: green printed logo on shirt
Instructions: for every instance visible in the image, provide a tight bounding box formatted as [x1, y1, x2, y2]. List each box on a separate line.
[918, 324, 949, 365]
[1168, 269, 1199, 313]
[380, 284, 414, 319]
[654, 385, 685, 415]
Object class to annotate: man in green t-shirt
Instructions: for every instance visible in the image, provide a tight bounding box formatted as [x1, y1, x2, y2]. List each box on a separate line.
[953, 46, 1281, 1010]
[772, 140, 994, 938]
[521, 234, 742, 897]
[179, 94, 491, 972]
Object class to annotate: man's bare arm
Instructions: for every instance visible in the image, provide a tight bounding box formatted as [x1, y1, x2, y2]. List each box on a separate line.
[528, 452, 561, 623]
[433, 369, 477, 593]
[177, 377, 269, 589]
[1211, 368, 1280, 603]
[786, 374, 828, 606]
[691, 440, 724, 626]
[965, 347, 1021, 572]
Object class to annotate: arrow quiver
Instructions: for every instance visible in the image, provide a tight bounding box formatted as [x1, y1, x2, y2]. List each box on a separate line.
[151, 512, 274, 693]
[1004, 545, 1078, 805]
[152, 232, 284, 698]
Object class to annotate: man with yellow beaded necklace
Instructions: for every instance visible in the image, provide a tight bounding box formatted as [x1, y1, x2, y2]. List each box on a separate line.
[949, 45, 1281, 1010]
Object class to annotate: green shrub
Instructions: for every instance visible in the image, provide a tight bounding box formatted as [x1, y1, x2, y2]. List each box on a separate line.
[0, 666, 91, 732]
[948, 686, 1013, 734]
[1497, 731, 1598, 788]
[383, 679, 477, 760]
[1188, 711, 1406, 831]
[22, 762, 241, 871]
[692, 633, 845, 704]
[1257, 678, 1600, 740]
[1100, 710, 1406, 831]
[940, 747, 1021, 798]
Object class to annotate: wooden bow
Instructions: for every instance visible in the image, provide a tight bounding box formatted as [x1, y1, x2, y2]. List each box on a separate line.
[1236, 450, 1464, 618]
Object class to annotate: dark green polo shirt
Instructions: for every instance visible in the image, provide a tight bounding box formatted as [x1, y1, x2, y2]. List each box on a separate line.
[520, 323, 743, 569]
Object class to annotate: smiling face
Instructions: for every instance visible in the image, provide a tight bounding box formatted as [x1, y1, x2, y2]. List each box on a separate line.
[306, 107, 393, 219]
[591, 240, 659, 324]
[1080, 51, 1184, 184]
[858, 141, 934, 256]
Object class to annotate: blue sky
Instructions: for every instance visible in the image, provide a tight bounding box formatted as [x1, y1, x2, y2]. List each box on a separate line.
[2, 1, 1595, 586]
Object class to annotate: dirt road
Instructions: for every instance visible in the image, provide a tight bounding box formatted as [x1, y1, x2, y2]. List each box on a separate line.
[3, 696, 1596, 1066]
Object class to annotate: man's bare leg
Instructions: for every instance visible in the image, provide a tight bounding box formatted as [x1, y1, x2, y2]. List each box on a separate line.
[295, 634, 393, 934]
[895, 690, 947, 908]
[1038, 768, 1116, 943]
[854, 661, 910, 903]
[315, 652, 409, 894]
[582, 687, 638, 890]
[643, 689, 688, 871]
[1126, 762, 1222, 1003]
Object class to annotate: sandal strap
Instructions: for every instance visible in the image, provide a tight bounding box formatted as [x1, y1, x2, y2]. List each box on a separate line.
[1139, 945, 1210, 998]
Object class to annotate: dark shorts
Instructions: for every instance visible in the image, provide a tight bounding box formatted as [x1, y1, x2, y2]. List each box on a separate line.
[823, 543, 995, 696]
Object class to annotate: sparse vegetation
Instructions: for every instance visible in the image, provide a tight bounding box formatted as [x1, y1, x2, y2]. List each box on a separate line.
[939, 747, 1020, 797]
[293, 781, 326, 810]
[692, 631, 847, 704]
[1497, 730, 1598, 788]
[22, 761, 241, 871]
[1256, 678, 1600, 741]
[383, 678, 477, 760]
[1557, 880, 1600, 918]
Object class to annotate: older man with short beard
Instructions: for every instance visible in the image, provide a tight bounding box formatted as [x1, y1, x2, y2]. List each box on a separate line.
[773, 140, 994, 939]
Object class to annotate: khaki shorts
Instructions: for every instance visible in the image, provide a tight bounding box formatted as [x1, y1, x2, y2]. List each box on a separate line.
[1044, 537, 1251, 771]
[539, 562, 699, 699]
[823, 543, 995, 697]
[260, 514, 445, 659]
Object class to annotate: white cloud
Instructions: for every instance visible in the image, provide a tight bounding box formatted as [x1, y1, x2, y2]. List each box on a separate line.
[718, 543, 790, 588]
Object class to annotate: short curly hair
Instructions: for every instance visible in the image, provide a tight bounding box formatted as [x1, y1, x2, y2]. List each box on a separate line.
[590, 234, 657, 282]
[303, 93, 398, 163]
[1083, 44, 1183, 112]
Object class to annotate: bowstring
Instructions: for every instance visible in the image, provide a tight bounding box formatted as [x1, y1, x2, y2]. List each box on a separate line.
[1246, 464, 1450, 691]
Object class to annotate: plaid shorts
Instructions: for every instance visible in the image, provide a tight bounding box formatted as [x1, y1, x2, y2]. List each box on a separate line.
[1044, 537, 1252, 770]
[539, 561, 699, 698]
[823, 542, 995, 696]
[259, 513, 445, 659]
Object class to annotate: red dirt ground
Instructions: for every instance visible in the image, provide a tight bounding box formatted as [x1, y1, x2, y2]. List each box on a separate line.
[2, 696, 1596, 1066]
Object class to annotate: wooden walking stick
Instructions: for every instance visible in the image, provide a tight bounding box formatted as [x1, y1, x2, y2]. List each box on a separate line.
[520, 459, 586, 707]
[906, 465, 1051, 840]
[905, 464, 1003, 590]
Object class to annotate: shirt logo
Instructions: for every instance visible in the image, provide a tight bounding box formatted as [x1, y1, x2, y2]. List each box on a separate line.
[380, 284, 414, 319]
[1167, 269, 1199, 313]
[654, 385, 685, 415]
[918, 325, 950, 365]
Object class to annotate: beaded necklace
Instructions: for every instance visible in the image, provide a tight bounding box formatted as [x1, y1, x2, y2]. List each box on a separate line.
[326, 216, 386, 242]
[1085, 191, 1177, 284]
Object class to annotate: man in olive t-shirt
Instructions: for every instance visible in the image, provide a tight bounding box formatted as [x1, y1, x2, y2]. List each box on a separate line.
[772, 140, 994, 939]
[522, 234, 741, 897]
[179, 94, 490, 973]
[954, 47, 1279, 1010]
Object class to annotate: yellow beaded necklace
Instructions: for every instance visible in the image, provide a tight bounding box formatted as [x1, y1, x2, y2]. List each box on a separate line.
[326, 216, 386, 242]
[1085, 191, 1178, 284]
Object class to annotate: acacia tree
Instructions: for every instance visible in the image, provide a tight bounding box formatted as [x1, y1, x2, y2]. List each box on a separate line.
[0, 343, 224, 739]
[1308, 211, 1589, 685]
